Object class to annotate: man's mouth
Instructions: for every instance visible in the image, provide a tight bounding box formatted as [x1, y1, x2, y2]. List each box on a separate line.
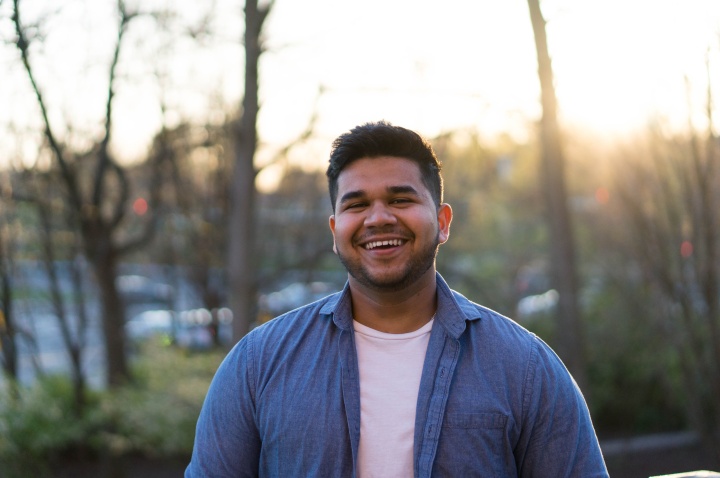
[364, 239, 406, 250]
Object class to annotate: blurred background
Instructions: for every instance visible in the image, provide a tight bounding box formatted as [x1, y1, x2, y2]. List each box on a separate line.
[1, 0, 719, 476]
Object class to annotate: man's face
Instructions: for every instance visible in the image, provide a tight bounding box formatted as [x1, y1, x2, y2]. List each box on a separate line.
[329, 156, 452, 293]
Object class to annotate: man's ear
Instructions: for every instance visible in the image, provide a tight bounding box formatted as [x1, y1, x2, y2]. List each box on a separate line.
[437, 203, 452, 244]
[329, 215, 338, 254]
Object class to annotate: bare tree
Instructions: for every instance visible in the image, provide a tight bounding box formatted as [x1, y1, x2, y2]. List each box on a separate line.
[611, 89, 720, 461]
[227, 0, 274, 342]
[27, 167, 91, 413]
[526, 0, 587, 391]
[11, 0, 167, 386]
[0, 178, 19, 394]
[148, 121, 232, 345]
[258, 167, 337, 284]
[149, 92, 321, 348]
[4, 169, 90, 412]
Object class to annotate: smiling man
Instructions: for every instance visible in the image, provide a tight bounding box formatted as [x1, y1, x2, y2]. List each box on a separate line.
[186, 121, 609, 477]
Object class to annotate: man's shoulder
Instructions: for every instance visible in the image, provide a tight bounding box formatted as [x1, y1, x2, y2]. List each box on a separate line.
[451, 289, 533, 335]
[246, 290, 343, 342]
[449, 290, 573, 388]
[448, 288, 541, 355]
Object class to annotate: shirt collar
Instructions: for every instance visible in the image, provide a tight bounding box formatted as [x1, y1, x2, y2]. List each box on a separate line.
[319, 272, 483, 339]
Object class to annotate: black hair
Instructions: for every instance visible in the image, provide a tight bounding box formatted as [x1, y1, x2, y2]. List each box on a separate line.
[326, 121, 443, 211]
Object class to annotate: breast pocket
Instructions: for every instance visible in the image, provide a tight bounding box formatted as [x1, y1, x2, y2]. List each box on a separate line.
[443, 412, 507, 429]
[433, 412, 514, 476]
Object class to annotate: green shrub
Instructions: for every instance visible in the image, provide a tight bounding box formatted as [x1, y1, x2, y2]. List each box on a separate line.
[100, 340, 225, 457]
[0, 375, 104, 478]
[582, 282, 688, 436]
[0, 340, 226, 476]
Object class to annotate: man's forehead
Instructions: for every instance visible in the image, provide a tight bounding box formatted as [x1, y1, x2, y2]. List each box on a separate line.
[337, 156, 422, 183]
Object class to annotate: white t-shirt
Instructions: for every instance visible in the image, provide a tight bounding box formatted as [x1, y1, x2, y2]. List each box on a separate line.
[353, 319, 434, 478]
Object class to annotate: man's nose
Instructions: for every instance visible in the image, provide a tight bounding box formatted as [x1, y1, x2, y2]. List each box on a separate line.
[364, 202, 397, 227]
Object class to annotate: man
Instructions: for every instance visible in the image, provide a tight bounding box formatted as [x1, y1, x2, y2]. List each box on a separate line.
[186, 121, 608, 477]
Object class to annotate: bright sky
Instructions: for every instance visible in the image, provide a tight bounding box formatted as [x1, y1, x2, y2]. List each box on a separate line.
[260, 0, 720, 138]
[1, 0, 719, 188]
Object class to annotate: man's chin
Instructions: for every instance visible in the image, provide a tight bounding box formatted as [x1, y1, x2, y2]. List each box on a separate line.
[349, 269, 419, 292]
[339, 252, 436, 293]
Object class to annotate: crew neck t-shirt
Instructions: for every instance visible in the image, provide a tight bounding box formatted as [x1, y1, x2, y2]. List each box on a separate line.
[353, 319, 434, 478]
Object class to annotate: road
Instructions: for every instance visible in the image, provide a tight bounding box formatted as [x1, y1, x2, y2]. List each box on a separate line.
[1, 261, 204, 391]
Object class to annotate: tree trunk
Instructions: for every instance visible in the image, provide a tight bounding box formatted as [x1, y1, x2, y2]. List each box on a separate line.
[88, 230, 129, 386]
[228, 0, 272, 343]
[37, 194, 87, 413]
[0, 244, 18, 384]
[69, 253, 90, 413]
[526, 0, 587, 391]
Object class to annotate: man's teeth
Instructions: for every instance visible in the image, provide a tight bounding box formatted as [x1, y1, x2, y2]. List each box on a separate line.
[364, 239, 403, 250]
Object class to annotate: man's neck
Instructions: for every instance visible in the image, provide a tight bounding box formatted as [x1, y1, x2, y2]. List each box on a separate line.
[348, 271, 438, 334]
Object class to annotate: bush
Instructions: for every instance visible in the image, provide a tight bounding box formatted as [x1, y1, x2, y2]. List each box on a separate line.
[100, 341, 225, 457]
[582, 281, 688, 436]
[0, 340, 226, 477]
[0, 376, 105, 477]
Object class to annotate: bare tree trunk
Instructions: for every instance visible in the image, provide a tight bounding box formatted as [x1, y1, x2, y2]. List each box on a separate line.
[228, 0, 273, 343]
[81, 215, 130, 386]
[618, 124, 720, 464]
[0, 228, 18, 388]
[526, 0, 587, 391]
[69, 252, 90, 409]
[36, 192, 88, 412]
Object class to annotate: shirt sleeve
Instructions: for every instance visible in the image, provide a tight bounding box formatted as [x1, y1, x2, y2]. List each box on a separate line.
[516, 337, 609, 478]
[185, 334, 260, 478]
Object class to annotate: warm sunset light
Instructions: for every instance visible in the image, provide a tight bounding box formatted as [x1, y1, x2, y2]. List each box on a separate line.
[1, 0, 719, 172]
[3, 2, 720, 475]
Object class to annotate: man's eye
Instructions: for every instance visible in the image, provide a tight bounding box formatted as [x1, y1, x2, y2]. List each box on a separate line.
[391, 198, 411, 204]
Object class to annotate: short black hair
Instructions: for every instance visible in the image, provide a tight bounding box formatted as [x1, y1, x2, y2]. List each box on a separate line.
[326, 121, 443, 211]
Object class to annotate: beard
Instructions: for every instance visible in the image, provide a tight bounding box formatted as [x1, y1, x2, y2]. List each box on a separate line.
[336, 230, 440, 293]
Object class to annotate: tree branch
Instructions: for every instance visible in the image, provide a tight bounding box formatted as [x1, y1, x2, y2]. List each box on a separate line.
[107, 159, 130, 230]
[92, 0, 136, 209]
[114, 132, 169, 256]
[12, 0, 83, 213]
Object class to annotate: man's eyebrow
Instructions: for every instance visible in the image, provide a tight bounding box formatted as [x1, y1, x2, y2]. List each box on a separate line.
[338, 185, 420, 205]
[338, 190, 366, 205]
[387, 185, 420, 196]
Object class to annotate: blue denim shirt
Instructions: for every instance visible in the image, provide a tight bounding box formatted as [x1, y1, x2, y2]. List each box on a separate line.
[186, 274, 608, 477]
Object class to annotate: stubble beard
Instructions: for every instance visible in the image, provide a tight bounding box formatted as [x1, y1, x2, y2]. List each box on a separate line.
[337, 231, 441, 293]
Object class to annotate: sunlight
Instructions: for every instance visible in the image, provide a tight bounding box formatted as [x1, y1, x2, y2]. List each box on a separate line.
[1, 0, 719, 167]
[544, 0, 720, 135]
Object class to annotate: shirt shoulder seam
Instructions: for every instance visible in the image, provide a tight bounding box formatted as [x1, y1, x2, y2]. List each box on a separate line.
[246, 330, 258, 409]
[521, 334, 540, 426]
